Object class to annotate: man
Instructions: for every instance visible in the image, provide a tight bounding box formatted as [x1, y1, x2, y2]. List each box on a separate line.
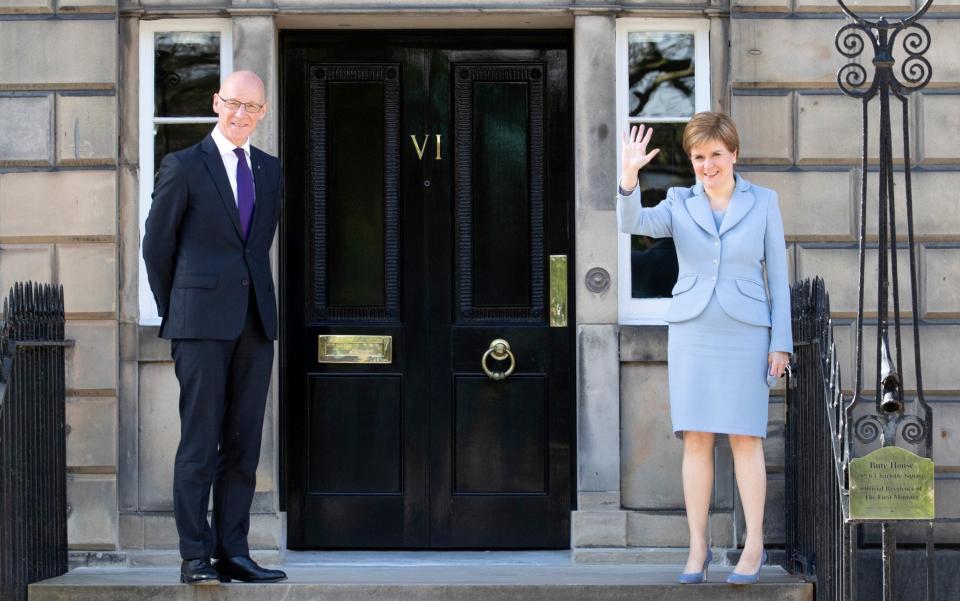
[143, 70, 286, 585]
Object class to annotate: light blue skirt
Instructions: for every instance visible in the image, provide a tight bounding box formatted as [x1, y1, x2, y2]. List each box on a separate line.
[667, 293, 771, 438]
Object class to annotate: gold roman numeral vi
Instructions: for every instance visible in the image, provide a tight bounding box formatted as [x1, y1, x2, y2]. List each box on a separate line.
[410, 134, 443, 160]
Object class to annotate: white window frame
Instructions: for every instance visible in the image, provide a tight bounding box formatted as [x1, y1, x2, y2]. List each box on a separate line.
[616, 18, 711, 326]
[138, 19, 233, 325]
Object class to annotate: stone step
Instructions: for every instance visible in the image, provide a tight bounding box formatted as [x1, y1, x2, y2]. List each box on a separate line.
[31, 563, 812, 601]
[573, 546, 793, 566]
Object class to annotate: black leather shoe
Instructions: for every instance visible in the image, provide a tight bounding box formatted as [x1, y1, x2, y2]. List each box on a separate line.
[213, 556, 287, 583]
[180, 558, 220, 585]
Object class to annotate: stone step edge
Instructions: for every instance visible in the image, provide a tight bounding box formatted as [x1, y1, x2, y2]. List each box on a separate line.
[69, 549, 284, 568]
[69, 547, 790, 569]
[572, 547, 788, 566]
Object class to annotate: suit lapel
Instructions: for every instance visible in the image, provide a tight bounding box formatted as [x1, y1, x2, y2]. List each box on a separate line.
[684, 182, 718, 236]
[718, 175, 755, 236]
[201, 136, 244, 240]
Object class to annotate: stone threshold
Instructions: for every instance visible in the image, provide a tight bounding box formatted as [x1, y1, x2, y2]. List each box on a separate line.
[68, 547, 789, 568]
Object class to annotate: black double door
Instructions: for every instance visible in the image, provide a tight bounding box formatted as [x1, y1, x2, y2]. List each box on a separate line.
[281, 32, 573, 548]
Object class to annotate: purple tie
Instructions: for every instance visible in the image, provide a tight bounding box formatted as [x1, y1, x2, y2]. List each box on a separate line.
[233, 147, 255, 240]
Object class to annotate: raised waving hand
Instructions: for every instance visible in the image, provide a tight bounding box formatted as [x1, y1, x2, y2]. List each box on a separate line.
[619, 124, 661, 192]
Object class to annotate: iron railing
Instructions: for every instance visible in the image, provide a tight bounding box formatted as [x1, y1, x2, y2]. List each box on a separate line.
[836, 0, 938, 599]
[0, 282, 70, 601]
[784, 277, 847, 601]
[785, 1, 947, 597]
[785, 277, 953, 601]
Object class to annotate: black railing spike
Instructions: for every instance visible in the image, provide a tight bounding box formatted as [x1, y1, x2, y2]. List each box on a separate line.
[14, 282, 24, 339]
[26, 282, 35, 340]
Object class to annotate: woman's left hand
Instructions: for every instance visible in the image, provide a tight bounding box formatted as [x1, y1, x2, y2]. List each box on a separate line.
[768, 351, 790, 378]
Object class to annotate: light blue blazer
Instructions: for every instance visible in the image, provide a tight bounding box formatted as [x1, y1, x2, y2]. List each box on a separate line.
[617, 174, 793, 355]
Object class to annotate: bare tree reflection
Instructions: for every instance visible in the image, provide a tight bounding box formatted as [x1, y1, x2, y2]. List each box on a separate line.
[628, 33, 695, 118]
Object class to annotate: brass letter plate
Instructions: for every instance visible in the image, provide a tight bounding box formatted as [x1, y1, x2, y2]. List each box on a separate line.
[317, 335, 393, 364]
[849, 446, 934, 521]
[550, 255, 568, 328]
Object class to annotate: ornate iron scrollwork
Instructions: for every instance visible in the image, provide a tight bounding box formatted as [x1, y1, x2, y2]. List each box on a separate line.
[838, 0, 935, 459]
[831, 4, 937, 599]
[834, 0, 934, 100]
[896, 23, 933, 93]
[898, 414, 927, 445]
[854, 415, 883, 445]
[835, 24, 875, 98]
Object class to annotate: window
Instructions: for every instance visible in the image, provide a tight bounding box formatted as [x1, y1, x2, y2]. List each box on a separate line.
[138, 20, 233, 325]
[616, 19, 711, 325]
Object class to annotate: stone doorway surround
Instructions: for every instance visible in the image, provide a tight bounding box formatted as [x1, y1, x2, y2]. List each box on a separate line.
[108, 2, 732, 566]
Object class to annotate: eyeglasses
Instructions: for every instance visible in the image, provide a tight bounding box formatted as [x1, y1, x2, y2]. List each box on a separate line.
[216, 93, 265, 114]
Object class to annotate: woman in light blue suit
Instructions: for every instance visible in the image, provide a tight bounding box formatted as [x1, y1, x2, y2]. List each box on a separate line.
[617, 113, 792, 585]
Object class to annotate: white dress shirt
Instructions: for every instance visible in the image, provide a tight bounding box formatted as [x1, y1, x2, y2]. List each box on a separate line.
[211, 125, 254, 206]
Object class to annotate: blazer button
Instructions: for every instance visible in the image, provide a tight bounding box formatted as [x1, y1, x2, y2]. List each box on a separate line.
[242, 279, 249, 286]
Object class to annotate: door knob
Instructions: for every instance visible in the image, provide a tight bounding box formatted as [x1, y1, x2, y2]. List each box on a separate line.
[481, 338, 516, 381]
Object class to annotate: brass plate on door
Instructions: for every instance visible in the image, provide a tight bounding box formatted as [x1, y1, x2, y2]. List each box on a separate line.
[550, 255, 568, 328]
[317, 335, 393, 364]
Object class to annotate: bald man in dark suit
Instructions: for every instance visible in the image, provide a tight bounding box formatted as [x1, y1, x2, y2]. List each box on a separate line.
[143, 70, 286, 585]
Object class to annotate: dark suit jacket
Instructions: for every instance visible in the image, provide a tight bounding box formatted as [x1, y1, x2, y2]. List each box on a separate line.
[143, 134, 282, 340]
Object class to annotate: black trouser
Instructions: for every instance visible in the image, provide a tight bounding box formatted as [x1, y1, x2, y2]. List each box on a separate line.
[171, 295, 273, 560]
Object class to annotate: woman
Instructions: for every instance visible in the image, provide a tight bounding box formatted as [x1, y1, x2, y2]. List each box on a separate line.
[617, 112, 792, 585]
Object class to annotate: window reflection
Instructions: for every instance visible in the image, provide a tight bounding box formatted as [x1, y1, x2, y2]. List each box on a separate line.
[631, 123, 694, 299]
[627, 32, 694, 118]
[155, 32, 220, 118]
[154, 123, 213, 180]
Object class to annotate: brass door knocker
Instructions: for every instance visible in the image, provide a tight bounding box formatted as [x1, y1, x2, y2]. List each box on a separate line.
[481, 339, 516, 381]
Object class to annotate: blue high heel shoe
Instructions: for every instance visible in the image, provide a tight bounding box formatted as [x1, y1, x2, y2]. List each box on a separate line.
[726, 550, 767, 585]
[677, 549, 712, 584]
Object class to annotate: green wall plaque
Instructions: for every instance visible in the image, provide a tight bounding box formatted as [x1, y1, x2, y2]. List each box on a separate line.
[849, 446, 934, 520]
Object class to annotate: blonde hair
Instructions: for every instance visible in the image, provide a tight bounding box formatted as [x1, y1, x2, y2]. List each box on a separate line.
[682, 111, 740, 156]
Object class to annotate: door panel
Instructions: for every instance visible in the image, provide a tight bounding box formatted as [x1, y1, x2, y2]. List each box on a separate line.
[431, 48, 570, 547]
[307, 375, 403, 495]
[284, 49, 425, 548]
[470, 82, 531, 307]
[454, 63, 545, 321]
[282, 32, 572, 549]
[326, 82, 387, 306]
[453, 376, 547, 494]
[309, 64, 401, 321]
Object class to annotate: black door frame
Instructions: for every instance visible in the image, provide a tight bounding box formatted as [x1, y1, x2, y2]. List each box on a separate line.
[278, 29, 577, 548]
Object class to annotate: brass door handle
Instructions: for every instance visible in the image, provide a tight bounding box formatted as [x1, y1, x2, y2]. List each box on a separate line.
[481, 339, 516, 381]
